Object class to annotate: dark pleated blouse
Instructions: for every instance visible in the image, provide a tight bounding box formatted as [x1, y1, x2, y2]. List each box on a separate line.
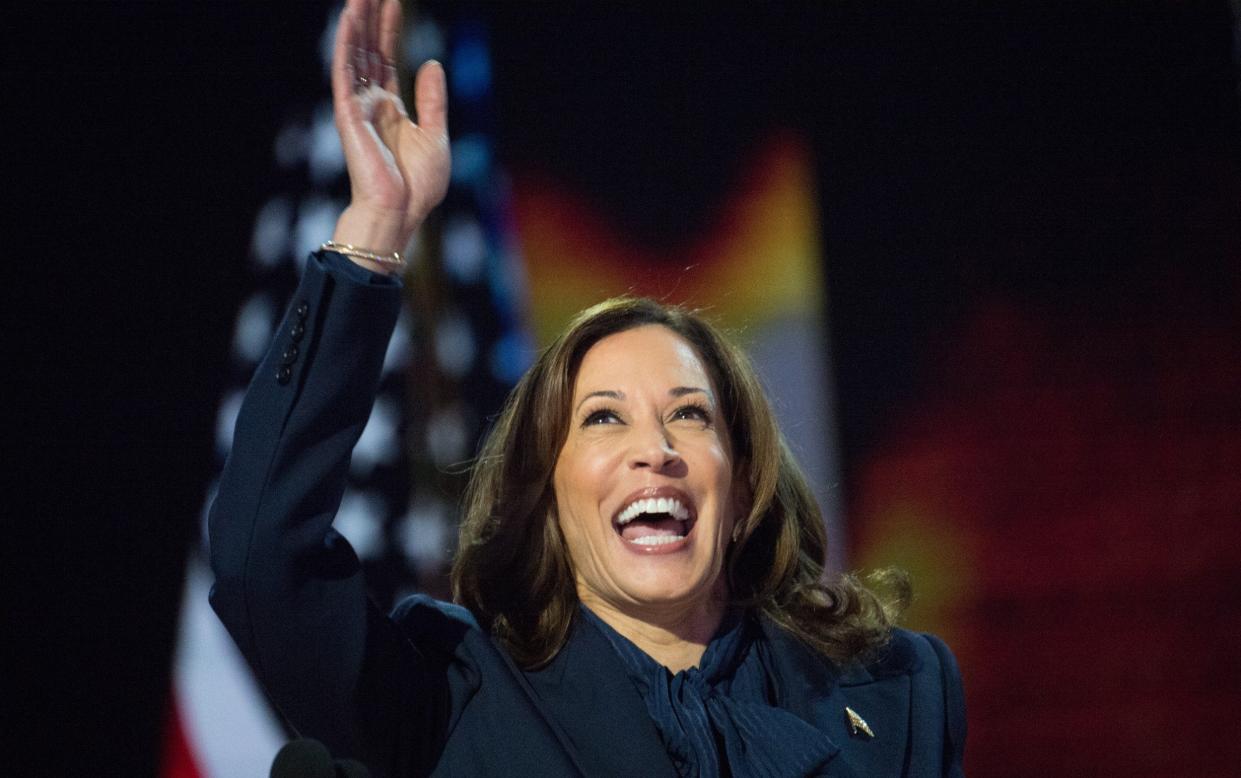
[580, 606, 838, 777]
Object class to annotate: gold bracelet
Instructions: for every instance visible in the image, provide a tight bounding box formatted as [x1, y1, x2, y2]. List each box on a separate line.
[320, 240, 406, 271]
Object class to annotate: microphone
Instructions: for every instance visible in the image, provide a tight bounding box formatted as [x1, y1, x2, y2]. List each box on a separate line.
[270, 738, 373, 778]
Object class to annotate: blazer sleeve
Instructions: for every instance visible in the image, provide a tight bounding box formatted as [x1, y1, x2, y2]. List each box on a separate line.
[207, 251, 461, 773]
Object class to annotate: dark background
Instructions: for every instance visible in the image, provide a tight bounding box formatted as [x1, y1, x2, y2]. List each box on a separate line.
[14, 2, 1239, 775]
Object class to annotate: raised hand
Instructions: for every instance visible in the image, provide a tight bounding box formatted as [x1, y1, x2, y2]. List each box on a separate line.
[330, 0, 450, 271]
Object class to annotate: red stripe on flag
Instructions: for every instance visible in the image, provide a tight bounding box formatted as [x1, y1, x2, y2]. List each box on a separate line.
[160, 696, 203, 778]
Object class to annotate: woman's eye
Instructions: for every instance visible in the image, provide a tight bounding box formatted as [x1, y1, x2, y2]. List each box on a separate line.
[583, 409, 621, 426]
[672, 404, 711, 423]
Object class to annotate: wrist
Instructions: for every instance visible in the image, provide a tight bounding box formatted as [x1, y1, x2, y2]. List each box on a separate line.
[332, 205, 411, 275]
[320, 240, 406, 275]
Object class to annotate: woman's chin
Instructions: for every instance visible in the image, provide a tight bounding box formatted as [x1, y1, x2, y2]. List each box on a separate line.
[616, 572, 720, 613]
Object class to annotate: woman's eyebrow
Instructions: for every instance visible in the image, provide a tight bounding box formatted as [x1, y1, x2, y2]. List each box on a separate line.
[670, 386, 709, 398]
[576, 389, 623, 412]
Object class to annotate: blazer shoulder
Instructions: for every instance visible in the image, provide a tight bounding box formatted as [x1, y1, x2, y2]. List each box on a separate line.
[391, 594, 481, 653]
[892, 629, 965, 702]
[907, 630, 967, 770]
[915, 632, 963, 687]
[906, 631, 964, 703]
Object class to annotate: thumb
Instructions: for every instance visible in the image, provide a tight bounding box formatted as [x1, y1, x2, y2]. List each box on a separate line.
[413, 60, 449, 140]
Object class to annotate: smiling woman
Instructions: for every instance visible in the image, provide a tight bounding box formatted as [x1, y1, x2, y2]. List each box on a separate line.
[208, 1, 965, 776]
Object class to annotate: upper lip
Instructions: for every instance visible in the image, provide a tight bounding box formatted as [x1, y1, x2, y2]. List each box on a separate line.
[612, 486, 697, 526]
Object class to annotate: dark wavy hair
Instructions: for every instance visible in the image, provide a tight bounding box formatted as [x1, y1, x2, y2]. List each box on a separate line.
[452, 297, 906, 668]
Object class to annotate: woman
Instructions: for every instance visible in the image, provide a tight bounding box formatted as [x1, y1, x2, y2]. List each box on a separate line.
[209, 1, 965, 775]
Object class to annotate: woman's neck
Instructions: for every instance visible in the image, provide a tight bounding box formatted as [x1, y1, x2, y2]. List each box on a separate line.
[580, 589, 728, 673]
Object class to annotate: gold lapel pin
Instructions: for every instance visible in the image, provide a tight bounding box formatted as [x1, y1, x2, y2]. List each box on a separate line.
[845, 706, 875, 739]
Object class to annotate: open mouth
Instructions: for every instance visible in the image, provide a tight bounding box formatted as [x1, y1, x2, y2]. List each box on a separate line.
[613, 491, 696, 547]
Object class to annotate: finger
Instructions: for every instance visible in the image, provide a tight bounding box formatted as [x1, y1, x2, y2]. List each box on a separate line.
[347, 0, 376, 91]
[331, 0, 359, 107]
[413, 60, 448, 139]
[347, 0, 374, 87]
[366, 0, 382, 86]
[378, 0, 403, 92]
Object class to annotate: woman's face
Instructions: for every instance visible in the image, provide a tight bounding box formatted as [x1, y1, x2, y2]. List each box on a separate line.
[553, 325, 738, 617]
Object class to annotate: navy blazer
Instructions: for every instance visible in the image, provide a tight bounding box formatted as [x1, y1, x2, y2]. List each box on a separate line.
[209, 252, 966, 777]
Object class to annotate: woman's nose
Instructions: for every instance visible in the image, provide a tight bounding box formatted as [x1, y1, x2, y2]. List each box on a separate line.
[628, 425, 681, 472]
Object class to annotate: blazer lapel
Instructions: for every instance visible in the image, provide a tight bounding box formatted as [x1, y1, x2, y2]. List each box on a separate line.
[834, 669, 912, 777]
[523, 616, 680, 778]
[761, 620, 915, 777]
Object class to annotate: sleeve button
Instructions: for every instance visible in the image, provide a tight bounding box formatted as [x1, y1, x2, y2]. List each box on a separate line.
[296, 301, 309, 319]
[290, 322, 305, 342]
[281, 344, 299, 364]
[276, 365, 293, 385]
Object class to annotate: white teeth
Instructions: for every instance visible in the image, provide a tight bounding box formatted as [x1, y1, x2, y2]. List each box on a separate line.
[629, 534, 686, 546]
[615, 496, 691, 525]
